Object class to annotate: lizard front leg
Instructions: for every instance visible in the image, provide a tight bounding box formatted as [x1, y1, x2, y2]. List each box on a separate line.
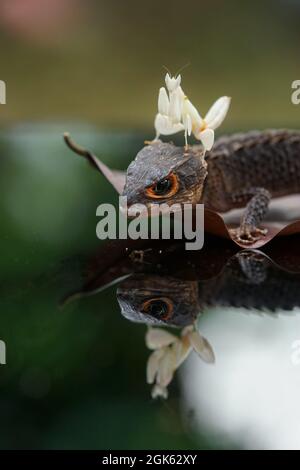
[229, 187, 271, 244]
[235, 250, 268, 283]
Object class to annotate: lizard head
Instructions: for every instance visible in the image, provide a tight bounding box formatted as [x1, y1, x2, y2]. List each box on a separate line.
[117, 274, 200, 327]
[122, 141, 207, 214]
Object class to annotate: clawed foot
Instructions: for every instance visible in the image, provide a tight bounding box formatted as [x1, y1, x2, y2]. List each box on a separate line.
[229, 225, 268, 245]
[237, 250, 265, 261]
[236, 249, 268, 283]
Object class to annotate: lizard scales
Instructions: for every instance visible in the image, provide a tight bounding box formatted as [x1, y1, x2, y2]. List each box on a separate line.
[203, 129, 300, 212]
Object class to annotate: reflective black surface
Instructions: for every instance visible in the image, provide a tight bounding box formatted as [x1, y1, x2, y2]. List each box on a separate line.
[63, 233, 300, 449]
[2, 128, 300, 450]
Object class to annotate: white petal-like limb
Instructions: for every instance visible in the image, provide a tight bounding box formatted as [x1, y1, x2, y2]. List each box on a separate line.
[154, 114, 184, 136]
[156, 346, 177, 387]
[145, 327, 177, 350]
[173, 335, 192, 368]
[169, 90, 182, 123]
[165, 73, 181, 92]
[182, 98, 203, 130]
[146, 349, 165, 384]
[181, 325, 194, 336]
[188, 330, 215, 364]
[183, 113, 192, 148]
[197, 128, 215, 151]
[158, 87, 169, 115]
[151, 384, 168, 399]
[183, 113, 192, 136]
[204, 96, 231, 130]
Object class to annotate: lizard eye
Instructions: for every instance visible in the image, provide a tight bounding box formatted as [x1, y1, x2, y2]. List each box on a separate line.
[145, 172, 179, 199]
[141, 297, 173, 320]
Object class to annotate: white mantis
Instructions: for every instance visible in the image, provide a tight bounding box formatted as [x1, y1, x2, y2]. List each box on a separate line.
[146, 324, 215, 399]
[154, 73, 231, 151]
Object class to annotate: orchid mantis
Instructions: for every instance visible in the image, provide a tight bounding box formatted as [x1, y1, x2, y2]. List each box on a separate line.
[146, 324, 215, 399]
[154, 73, 231, 152]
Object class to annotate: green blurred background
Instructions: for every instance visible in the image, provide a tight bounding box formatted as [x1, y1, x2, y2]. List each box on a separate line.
[1, 0, 300, 129]
[0, 0, 299, 450]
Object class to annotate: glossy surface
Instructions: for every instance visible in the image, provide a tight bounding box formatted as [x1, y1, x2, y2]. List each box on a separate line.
[2, 128, 300, 450]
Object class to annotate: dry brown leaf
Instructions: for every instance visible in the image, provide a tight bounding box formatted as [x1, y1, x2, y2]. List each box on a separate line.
[66, 138, 300, 249]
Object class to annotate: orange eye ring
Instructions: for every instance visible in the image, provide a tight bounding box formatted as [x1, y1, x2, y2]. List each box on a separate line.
[141, 297, 174, 321]
[145, 172, 179, 199]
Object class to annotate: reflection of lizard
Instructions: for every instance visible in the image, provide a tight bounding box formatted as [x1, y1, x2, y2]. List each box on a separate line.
[123, 130, 300, 243]
[117, 251, 300, 326]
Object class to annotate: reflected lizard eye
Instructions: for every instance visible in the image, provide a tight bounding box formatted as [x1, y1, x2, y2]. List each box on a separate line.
[141, 297, 173, 320]
[145, 172, 179, 199]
